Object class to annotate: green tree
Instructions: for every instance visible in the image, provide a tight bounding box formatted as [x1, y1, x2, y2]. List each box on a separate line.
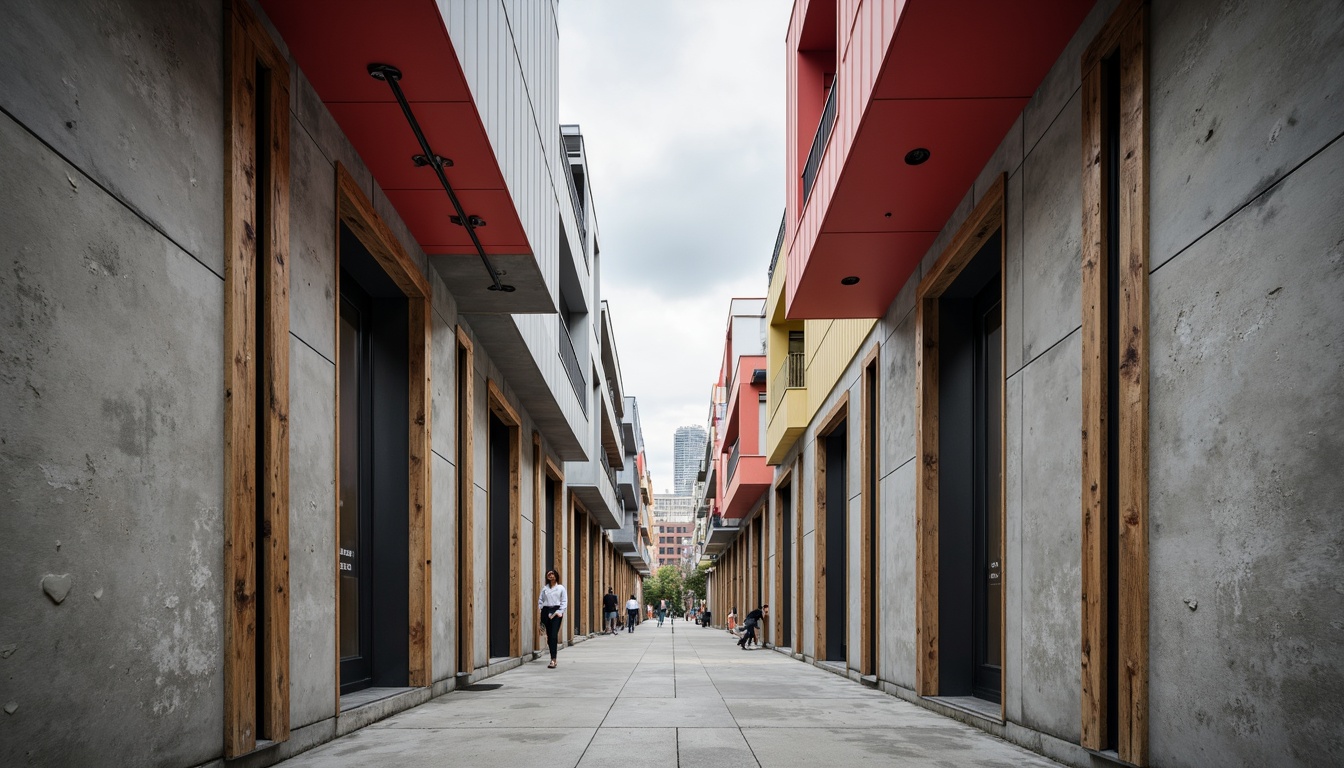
[643, 565, 685, 614]
[683, 564, 708, 605]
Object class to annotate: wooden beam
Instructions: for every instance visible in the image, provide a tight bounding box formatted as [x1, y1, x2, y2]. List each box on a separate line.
[1116, 8, 1150, 763]
[456, 327, 475, 674]
[861, 346, 880, 678]
[814, 433, 826, 662]
[915, 298, 940, 696]
[533, 433, 543, 651]
[407, 298, 432, 687]
[917, 175, 1006, 299]
[795, 455, 804, 653]
[486, 378, 521, 426]
[224, 0, 292, 752]
[1080, 56, 1109, 751]
[334, 167, 429, 299]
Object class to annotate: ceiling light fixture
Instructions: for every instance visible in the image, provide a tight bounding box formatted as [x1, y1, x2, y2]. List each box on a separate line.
[904, 147, 931, 165]
[841, 276, 860, 286]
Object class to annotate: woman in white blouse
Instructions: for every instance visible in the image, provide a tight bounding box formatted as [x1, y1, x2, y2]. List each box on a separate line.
[537, 569, 568, 668]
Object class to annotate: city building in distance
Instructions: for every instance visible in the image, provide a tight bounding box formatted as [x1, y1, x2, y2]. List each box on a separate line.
[672, 425, 707, 495]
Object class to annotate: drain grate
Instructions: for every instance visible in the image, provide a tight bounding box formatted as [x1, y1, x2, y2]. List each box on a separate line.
[460, 683, 503, 692]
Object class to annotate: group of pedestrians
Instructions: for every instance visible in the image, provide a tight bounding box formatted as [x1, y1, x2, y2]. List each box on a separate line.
[536, 571, 643, 671]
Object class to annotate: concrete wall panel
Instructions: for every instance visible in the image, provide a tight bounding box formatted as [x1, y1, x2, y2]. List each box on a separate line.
[1021, 0, 1121, 153]
[432, 452, 456, 681]
[1149, 0, 1344, 269]
[1018, 330, 1082, 742]
[1004, 372, 1024, 724]
[878, 461, 917, 690]
[1021, 89, 1082, 363]
[287, 338, 337, 729]
[0, 0, 225, 273]
[878, 312, 916, 474]
[1148, 135, 1344, 767]
[289, 115, 337, 360]
[0, 114, 224, 767]
[1004, 170, 1025, 376]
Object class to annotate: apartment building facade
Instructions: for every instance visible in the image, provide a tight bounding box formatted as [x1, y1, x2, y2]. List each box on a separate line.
[0, 1, 648, 766]
[706, 1, 1344, 766]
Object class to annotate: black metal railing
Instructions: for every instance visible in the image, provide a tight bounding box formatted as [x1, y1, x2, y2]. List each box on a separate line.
[801, 79, 838, 206]
[600, 453, 619, 499]
[560, 131, 589, 268]
[726, 439, 741, 485]
[767, 211, 786, 280]
[558, 322, 587, 413]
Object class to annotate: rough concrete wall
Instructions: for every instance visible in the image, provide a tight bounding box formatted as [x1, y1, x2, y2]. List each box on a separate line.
[0, 82, 224, 768]
[1144, 1, 1344, 761]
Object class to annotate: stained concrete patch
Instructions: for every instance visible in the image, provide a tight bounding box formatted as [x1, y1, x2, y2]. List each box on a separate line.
[371, 695, 611, 729]
[676, 727, 756, 766]
[744, 724, 1063, 767]
[602, 696, 734, 729]
[279, 726, 593, 768]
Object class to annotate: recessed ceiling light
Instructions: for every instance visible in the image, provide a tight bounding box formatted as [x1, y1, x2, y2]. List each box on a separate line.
[904, 147, 931, 165]
[841, 276, 860, 286]
[884, 212, 892, 218]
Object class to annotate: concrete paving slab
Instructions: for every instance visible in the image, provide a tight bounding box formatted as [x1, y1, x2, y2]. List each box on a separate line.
[272, 621, 1068, 768]
[279, 726, 593, 767]
[578, 727, 676, 768]
[676, 728, 757, 766]
[369, 696, 612, 729]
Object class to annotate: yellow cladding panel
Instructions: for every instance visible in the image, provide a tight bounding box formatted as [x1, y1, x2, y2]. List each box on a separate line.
[803, 318, 875, 418]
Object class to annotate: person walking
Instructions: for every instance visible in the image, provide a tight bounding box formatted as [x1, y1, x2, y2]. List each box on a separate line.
[537, 569, 567, 669]
[738, 605, 768, 649]
[625, 594, 639, 633]
[603, 587, 619, 635]
[657, 599, 666, 627]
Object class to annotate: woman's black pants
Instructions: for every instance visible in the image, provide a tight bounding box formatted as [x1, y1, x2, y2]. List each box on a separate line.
[541, 607, 562, 659]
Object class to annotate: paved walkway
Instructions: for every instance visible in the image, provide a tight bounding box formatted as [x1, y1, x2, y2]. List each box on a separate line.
[278, 622, 1065, 767]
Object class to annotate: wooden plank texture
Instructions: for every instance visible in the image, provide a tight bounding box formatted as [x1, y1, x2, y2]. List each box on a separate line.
[407, 299, 432, 687]
[1117, 9, 1149, 764]
[456, 328, 475, 674]
[1079, 60, 1110, 751]
[914, 296, 939, 696]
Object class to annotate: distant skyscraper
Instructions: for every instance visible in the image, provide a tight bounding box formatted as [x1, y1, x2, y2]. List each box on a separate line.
[673, 425, 707, 495]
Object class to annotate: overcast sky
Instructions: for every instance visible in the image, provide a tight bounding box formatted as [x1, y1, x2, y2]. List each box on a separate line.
[558, 1, 792, 493]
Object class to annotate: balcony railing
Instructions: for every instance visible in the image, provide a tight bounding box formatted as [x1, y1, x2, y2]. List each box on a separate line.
[802, 79, 838, 206]
[767, 210, 786, 280]
[726, 439, 741, 485]
[558, 321, 587, 414]
[769, 352, 805, 417]
[600, 453, 619, 500]
[560, 131, 589, 268]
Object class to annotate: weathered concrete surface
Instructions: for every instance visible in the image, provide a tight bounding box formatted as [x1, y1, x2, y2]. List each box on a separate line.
[0, 111, 224, 768]
[1021, 89, 1082, 364]
[878, 461, 917, 691]
[288, 338, 337, 729]
[0, 0, 224, 272]
[271, 622, 1067, 768]
[1149, 0, 1344, 269]
[288, 114, 338, 361]
[1148, 135, 1344, 767]
[1017, 331, 1083, 742]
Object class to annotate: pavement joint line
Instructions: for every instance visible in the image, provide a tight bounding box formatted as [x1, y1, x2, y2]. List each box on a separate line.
[682, 631, 764, 768]
[573, 627, 657, 767]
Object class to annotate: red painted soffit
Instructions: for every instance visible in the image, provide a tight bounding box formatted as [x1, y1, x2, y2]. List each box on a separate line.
[789, 0, 1091, 319]
[260, 0, 532, 257]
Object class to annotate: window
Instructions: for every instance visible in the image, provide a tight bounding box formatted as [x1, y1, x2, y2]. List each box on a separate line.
[224, 0, 291, 755]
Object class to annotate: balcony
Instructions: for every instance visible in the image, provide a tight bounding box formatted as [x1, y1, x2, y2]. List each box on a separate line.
[801, 79, 837, 206]
[726, 440, 741, 486]
[766, 211, 787, 281]
[784, 1, 1092, 320]
[561, 128, 589, 268]
[567, 452, 622, 529]
[558, 321, 586, 414]
[703, 515, 742, 555]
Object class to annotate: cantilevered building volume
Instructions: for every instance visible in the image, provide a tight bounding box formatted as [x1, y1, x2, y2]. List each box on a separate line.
[672, 425, 707, 494]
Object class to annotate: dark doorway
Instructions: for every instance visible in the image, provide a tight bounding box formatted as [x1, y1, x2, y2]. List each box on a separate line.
[824, 423, 848, 663]
[780, 486, 793, 648]
[936, 231, 1003, 703]
[488, 412, 512, 660]
[338, 224, 410, 695]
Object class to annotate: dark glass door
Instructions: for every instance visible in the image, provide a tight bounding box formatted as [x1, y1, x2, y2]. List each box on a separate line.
[339, 284, 373, 693]
[972, 279, 1003, 702]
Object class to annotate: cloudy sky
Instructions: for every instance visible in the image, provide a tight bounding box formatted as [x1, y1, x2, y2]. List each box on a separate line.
[557, 1, 792, 493]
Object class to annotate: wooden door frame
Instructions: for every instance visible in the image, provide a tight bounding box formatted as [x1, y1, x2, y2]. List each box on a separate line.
[332, 164, 434, 697]
[1080, 0, 1149, 761]
[914, 173, 1006, 715]
[486, 379, 522, 658]
[223, 0, 290, 754]
[455, 327, 475, 676]
[773, 463, 794, 647]
[813, 392, 849, 663]
[860, 344, 881, 678]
